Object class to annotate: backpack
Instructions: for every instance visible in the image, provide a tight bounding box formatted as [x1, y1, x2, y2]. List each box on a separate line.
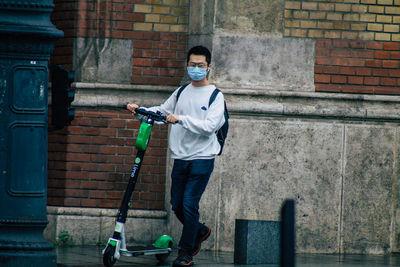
[176, 84, 229, 155]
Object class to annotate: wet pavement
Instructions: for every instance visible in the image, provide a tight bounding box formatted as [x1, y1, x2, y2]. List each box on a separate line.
[56, 246, 400, 267]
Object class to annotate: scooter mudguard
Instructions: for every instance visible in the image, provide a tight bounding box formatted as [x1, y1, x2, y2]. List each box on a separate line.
[103, 237, 121, 259]
[136, 122, 152, 151]
[153, 235, 174, 249]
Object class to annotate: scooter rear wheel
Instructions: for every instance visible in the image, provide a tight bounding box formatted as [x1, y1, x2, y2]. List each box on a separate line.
[103, 245, 117, 267]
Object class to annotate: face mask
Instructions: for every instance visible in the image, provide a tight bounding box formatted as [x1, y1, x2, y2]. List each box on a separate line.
[187, 67, 207, 81]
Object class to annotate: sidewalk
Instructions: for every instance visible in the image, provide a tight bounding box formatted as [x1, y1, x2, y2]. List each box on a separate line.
[56, 246, 400, 267]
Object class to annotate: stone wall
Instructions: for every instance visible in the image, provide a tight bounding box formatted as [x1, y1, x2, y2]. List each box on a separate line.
[51, 0, 189, 84]
[46, 0, 187, 244]
[168, 90, 400, 254]
[165, 0, 400, 254]
[48, 0, 189, 211]
[191, 0, 400, 95]
[45, 0, 400, 255]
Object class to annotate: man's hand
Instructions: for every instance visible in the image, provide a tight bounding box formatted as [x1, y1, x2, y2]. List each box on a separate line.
[127, 103, 139, 113]
[167, 114, 179, 124]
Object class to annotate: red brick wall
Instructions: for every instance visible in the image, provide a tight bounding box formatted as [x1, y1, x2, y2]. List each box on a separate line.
[283, 0, 400, 95]
[48, 1, 189, 210]
[131, 32, 187, 85]
[47, 109, 168, 210]
[50, 0, 189, 84]
[51, 0, 78, 70]
[315, 40, 400, 95]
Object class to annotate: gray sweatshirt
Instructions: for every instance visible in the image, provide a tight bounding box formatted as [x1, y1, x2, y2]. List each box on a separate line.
[145, 83, 225, 160]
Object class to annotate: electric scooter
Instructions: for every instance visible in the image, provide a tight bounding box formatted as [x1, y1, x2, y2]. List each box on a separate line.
[102, 107, 173, 267]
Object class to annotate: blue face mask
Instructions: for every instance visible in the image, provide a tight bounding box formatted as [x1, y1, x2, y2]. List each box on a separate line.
[187, 67, 207, 81]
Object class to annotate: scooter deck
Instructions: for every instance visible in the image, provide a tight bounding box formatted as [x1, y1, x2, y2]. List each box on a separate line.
[120, 246, 171, 257]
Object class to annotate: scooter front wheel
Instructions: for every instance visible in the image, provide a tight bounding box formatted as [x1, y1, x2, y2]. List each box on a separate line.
[155, 241, 172, 262]
[103, 245, 117, 267]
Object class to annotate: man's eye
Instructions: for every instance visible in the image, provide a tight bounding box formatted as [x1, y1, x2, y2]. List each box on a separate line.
[190, 63, 205, 68]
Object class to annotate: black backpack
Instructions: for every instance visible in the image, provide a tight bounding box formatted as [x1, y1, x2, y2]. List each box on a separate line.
[176, 84, 229, 155]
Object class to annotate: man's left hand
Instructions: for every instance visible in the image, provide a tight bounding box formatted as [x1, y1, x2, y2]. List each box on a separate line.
[167, 114, 179, 124]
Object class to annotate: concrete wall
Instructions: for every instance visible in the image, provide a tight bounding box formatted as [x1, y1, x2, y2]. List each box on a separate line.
[74, 38, 133, 84]
[47, 81, 400, 254]
[44, 207, 168, 246]
[45, 0, 400, 255]
[164, 0, 400, 254]
[189, 0, 315, 91]
[165, 88, 400, 254]
[210, 0, 316, 91]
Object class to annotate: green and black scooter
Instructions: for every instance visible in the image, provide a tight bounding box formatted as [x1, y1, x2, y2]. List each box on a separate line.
[102, 107, 173, 267]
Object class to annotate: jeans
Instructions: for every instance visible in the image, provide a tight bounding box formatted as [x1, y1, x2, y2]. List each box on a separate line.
[170, 158, 215, 252]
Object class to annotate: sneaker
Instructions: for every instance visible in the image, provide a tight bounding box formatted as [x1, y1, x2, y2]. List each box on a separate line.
[192, 224, 211, 256]
[172, 250, 194, 266]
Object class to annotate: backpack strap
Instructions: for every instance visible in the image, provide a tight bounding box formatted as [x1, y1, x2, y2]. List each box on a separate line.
[176, 83, 190, 102]
[208, 88, 221, 107]
[177, 85, 221, 108]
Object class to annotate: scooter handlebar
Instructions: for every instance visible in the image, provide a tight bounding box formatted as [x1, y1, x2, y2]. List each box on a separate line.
[136, 108, 167, 122]
[123, 104, 167, 123]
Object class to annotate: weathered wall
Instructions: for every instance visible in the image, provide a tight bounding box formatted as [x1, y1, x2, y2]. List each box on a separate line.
[191, 0, 400, 94]
[189, 0, 316, 91]
[215, 0, 283, 35]
[51, 0, 189, 84]
[164, 0, 400, 255]
[210, 0, 313, 90]
[212, 36, 315, 90]
[165, 89, 400, 254]
[46, 0, 400, 255]
[48, 0, 190, 211]
[44, 207, 168, 246]
[47, 0, 188, 245]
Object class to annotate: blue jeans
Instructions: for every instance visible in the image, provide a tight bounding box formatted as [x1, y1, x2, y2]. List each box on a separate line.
[170, 158, 215, 252]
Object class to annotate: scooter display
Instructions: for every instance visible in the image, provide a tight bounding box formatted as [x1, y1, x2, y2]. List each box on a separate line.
[102, 107, 173, 267]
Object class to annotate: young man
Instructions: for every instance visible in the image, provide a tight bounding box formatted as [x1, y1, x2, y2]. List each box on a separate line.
[127, 46, 225, 266]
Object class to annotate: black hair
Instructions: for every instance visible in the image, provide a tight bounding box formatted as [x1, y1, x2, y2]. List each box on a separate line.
[186, 46, 211, 65]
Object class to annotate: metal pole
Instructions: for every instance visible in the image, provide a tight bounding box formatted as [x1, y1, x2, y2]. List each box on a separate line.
[0, 1, 63, 266]
[280, 199, 296, 267]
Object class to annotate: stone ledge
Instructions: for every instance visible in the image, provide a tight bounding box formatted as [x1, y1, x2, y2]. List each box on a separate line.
[71, 82, 400, 122]
[47, 206, 167, 219]
[221, 87, 400, 102]
[74, 82, 400, 102]
[74, 82, 177, 92]
[71, 82, 177, 108]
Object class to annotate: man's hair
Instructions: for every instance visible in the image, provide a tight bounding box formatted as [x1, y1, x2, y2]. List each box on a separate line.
[187, 46, 211, 65]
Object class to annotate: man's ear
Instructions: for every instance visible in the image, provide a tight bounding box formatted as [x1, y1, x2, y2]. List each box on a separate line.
[207, 64, 212, 72]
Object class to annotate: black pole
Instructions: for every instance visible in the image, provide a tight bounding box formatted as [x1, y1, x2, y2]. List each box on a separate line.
[0, 1, 63, 266]
[280, 199, 296, 267]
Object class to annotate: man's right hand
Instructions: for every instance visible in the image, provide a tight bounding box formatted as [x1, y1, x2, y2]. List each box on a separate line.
[127, 103, 139, 113]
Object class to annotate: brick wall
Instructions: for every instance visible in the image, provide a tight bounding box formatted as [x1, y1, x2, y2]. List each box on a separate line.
[51, 0, 189, 85]
[51, 0, 78, 70]
[315, 40, 400, 94]
[284, 0, 400, 95]
[284, 0, 400, 41]
[129, 0, 188, 85]
[48, 0, 189, 210]
[48, 109, 168, 210]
